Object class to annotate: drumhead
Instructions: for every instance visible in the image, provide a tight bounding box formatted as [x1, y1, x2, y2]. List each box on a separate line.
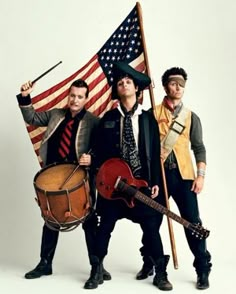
[34, 163, 87, 192]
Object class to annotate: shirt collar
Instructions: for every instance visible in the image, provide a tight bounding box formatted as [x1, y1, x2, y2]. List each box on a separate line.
[117, 102, 143, 117]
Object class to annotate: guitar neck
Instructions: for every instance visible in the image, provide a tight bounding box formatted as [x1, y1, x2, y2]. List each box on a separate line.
[117, 180, 191, 229]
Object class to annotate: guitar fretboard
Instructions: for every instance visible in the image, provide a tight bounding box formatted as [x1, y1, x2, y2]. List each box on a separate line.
[117, 180, 191, 228]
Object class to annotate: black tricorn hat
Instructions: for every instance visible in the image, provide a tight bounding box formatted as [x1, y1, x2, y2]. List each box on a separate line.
[112, 62, 151, 90]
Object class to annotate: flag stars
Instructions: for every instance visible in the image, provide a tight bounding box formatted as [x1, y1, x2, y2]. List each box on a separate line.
[98, 8, 144, 85]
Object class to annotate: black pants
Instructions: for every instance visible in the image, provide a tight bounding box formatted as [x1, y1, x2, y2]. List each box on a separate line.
[95, 196, 165, 263]
[40, 211, 98, 265]
[163, 168, 212, 273]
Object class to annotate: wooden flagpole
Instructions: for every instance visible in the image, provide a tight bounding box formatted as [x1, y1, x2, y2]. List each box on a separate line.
[136, 1, 179, 269]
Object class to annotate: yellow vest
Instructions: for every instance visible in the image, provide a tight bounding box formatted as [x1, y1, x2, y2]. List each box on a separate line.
[155, 104, 195, 180]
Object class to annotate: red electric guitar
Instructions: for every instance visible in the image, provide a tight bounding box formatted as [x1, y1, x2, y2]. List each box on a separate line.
[96, 158, 210, 240]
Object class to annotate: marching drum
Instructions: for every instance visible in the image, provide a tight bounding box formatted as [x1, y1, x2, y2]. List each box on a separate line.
[33, 162, 91, 231]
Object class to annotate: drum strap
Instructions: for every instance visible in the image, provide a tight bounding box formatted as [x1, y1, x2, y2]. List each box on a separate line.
[84, 177, 91, 210]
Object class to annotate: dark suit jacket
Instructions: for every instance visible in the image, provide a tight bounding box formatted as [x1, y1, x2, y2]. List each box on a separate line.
[94, 107, 163, 217]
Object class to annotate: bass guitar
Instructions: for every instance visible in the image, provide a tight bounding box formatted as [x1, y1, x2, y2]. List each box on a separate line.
[96, 158, 210, 240]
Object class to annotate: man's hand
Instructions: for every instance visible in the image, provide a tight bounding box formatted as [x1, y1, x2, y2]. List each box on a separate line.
[151, 185, 159, 198]
[191, 176, 204, 194]
[20, 81, 35, 97]
[79, 153, 91, 166]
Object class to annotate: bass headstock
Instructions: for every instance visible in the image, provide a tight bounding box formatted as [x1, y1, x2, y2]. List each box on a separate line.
[189, 223, 210, 239]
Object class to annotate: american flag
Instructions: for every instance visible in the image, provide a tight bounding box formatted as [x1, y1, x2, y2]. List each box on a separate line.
[27, 5, 145, 166]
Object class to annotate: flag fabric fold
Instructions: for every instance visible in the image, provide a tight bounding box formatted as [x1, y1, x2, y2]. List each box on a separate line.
[24, 5, 145, 165]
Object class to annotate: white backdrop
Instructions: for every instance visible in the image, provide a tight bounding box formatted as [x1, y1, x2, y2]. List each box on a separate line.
[0, 0, 235, 293]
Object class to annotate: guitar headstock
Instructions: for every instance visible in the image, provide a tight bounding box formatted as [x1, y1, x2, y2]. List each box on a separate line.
[189, 223, 210, 239]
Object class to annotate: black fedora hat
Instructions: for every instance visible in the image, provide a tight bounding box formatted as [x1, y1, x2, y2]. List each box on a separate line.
[112, 62, 151, 90]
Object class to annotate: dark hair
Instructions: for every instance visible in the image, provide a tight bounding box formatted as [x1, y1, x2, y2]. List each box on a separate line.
[69, 79, 89, 98]
[161, 67, 188, 87]
[111, 74, 141, 100]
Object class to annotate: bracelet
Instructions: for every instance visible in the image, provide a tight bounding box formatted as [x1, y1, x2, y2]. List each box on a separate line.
[197, 168, 205, 177]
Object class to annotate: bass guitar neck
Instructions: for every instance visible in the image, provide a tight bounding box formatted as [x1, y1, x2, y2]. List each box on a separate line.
[114, 176, 210, 240]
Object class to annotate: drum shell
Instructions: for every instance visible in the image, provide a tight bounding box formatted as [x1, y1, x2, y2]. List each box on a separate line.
[33, 162, 91, 229]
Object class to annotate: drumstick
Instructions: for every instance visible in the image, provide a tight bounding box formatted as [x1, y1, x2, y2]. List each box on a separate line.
[59, 149, 92, 190]
[32, 61, 62, 84]
[59, 164, 81, 190]
[19, 61, 62, 93]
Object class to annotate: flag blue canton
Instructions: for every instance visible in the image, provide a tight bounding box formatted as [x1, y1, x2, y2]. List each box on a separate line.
[98, 7, 143, 85]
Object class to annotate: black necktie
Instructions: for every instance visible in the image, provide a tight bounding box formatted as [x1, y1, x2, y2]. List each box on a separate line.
[120, 102, 141, 177]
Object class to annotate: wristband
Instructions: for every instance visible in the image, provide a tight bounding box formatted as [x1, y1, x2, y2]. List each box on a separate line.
[197, 168, 205, 177]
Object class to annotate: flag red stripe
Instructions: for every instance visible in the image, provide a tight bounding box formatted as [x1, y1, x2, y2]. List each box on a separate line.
[87, 71, 106, 93]
[86, 82, 109, 109]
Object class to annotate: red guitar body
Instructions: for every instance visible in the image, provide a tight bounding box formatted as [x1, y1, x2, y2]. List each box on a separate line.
[96, 158, 210, 240]
[96, 158, 148, 208]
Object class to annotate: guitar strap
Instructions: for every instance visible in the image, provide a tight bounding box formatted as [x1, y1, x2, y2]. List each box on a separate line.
[161, 106, 190, 160]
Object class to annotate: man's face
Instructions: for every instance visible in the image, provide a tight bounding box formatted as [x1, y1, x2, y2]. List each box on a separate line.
[165, 75, 185, 101]
[67, 86, 87, 115]
[116, 77, 138, 100]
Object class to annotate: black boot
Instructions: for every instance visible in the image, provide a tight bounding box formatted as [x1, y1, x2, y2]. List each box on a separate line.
[101, 263, 112, 281]
[196, 271, 210, 290]
[136, 256, 154, 280]
[153, 255, 173, 291]
[84, 258, 103, 289]
[24, 259, 52, 279]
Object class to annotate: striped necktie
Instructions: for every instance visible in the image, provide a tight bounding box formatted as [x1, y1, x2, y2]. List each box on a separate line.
[58, 119, 74, 159]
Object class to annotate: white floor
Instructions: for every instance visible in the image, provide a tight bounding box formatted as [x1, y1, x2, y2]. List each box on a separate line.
[0, 257, 233, 294]
[0, 219, 234, 294]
